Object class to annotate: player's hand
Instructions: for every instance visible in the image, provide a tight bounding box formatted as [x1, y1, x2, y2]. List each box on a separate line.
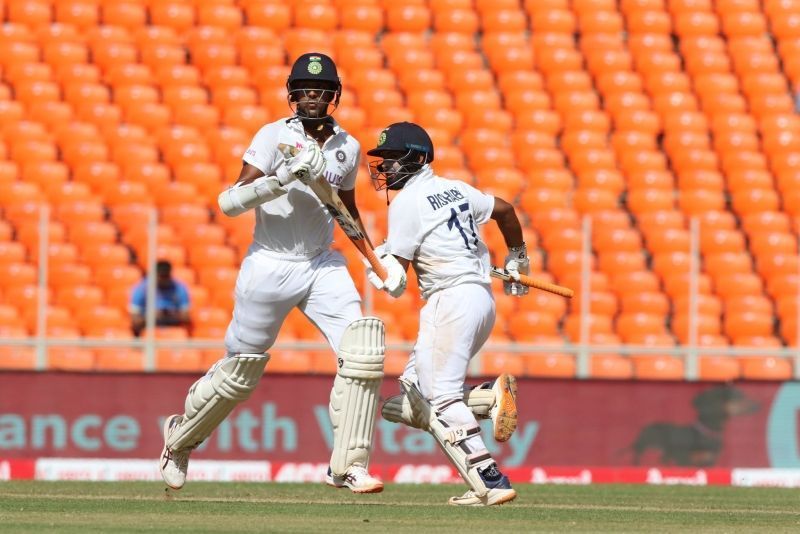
[303, 142, 326, 182]
[504, 243, 529, 297]
[364, 259, 384, 291]
[277, 143, 325, 185]
[291, 142, 325, 184]
[363, 244, 387, 290]
[363, 246, 407, 298]
[381, 254, 407, 298]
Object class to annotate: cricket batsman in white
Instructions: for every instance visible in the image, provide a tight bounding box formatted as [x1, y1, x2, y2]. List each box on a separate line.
[365, 122, 527, 506]
[158, 53, 401, 493]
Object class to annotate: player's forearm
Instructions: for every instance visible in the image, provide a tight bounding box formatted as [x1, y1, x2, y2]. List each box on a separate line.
[491, 198, 524, 248]
[218, 177, 288, 217]
[339, 191, 374, 247]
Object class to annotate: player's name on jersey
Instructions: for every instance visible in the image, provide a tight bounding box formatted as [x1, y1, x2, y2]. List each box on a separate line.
[426, 188, 466, 210]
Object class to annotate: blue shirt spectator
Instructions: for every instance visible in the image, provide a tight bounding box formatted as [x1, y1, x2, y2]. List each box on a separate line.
[130, 260, 191, 336]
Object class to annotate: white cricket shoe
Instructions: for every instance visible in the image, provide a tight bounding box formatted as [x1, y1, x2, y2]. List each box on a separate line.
[159, 414, 191, 490]
[325, 465, 384, 494]
[449, 464, 516, 506]
[491, 373, 518, 442]
[449, 487, 517, 507]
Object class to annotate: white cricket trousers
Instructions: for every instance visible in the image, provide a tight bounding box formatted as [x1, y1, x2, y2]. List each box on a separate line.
[402, 282, 495, 403]
[224, 247, 362, 355]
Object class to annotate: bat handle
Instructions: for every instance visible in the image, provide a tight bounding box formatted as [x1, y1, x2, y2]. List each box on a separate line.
[517, 273, 575, 298]
[363, 244, 388, 280]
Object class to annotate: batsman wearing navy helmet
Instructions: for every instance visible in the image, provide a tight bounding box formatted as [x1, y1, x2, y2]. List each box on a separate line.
[367, 122, 529, 506]
[159, 53, 386, 494]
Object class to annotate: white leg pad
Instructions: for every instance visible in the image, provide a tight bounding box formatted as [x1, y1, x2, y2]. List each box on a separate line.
[329, 317, 385, 475]
[464, 383, 496, 419]
[399, 378, 490, 497]
[166, 353, 269, 451]
[382, 386, 496, 428]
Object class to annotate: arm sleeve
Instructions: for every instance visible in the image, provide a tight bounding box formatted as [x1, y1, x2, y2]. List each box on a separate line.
[462, 182, 495, 225]
[385, 196, 422, 261]
[338, 139, 360, 192]
[242, 123, 282, 175]
[129, 282, 145, 315]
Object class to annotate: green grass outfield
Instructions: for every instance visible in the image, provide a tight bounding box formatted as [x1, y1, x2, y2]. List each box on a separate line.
[1, 482, 799, 533]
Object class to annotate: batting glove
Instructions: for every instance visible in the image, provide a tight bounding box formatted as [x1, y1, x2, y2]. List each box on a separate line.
[363, 245, 407, 298]
[304, 142, 326, 182]
[504, 243, 529, 297]
[381, 253, 407, 298]
[277, 143, 326, 185]
[364, 260, 384, 291]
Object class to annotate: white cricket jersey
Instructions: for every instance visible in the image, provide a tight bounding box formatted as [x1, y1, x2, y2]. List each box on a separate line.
[384, 167, 495, 299]
[241, 117, 361, 258]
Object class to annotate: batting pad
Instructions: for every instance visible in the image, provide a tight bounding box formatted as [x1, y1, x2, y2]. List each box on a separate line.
[399, 378, 490, 497]
[167, 353, 269, 452]
[382, 386, 495, 428]
[329, 317, 385, 475]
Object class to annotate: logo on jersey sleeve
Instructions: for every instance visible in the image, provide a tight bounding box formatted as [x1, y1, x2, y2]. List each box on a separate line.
[321, 150, 345, 187]
[426, 188, 466, 210]
[325, 171, 344, 186]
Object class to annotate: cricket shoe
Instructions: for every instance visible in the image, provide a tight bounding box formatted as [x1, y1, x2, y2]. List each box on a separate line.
[325, 465, 384, 494]
[449, 464, 517, 507]
[159, 414, 191, 490]
[491, 373, 518, 442]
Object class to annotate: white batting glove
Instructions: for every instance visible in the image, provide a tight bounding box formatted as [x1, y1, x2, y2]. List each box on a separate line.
[304, 142, 326, 182]
[363, 246, 407, 298]
[381, 254, 407, 298]
[364, 243, 387, 290]
[364, 260, 384, 290]
[504, 243, 529, 297]
[276, 143, 325, 185]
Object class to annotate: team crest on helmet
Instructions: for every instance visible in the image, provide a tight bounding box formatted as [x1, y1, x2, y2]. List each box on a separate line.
[308, 59, 323, 75]
[336, 149, 346, 162]
[378, 131, 387, 146]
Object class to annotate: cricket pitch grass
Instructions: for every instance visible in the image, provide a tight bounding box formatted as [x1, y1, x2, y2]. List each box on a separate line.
[1, 481, 799, 532]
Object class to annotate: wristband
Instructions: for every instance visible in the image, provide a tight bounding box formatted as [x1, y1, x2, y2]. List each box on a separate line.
[508, 242, 527, 260]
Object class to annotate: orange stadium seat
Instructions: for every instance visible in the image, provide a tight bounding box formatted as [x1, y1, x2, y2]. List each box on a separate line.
[525, 348, 576, 378]
[481, 352, 526, 377]
[56, 284, 104, 312]
[0, 346, 36, 370]
[49, 346, 95, 372]
[739, 357, 793, 380]
[95, 349, 144, 372]
[620, 291, 671, 315]
[633, 355, 685, 380]
[591, 354, 634, 379]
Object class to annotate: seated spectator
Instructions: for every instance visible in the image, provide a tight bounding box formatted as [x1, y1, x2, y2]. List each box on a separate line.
[130, 260, 191, 336]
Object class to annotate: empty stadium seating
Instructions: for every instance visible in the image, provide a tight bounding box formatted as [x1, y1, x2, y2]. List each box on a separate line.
[0, 0, 797, 380]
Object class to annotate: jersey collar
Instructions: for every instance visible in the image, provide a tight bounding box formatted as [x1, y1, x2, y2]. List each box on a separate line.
[403, 165, 433, 188]
[286, 116, 342, 135]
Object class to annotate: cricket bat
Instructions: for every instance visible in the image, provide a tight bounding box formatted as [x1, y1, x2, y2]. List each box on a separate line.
[489, 266, 574, 298]
[279, 143, 387, 280]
